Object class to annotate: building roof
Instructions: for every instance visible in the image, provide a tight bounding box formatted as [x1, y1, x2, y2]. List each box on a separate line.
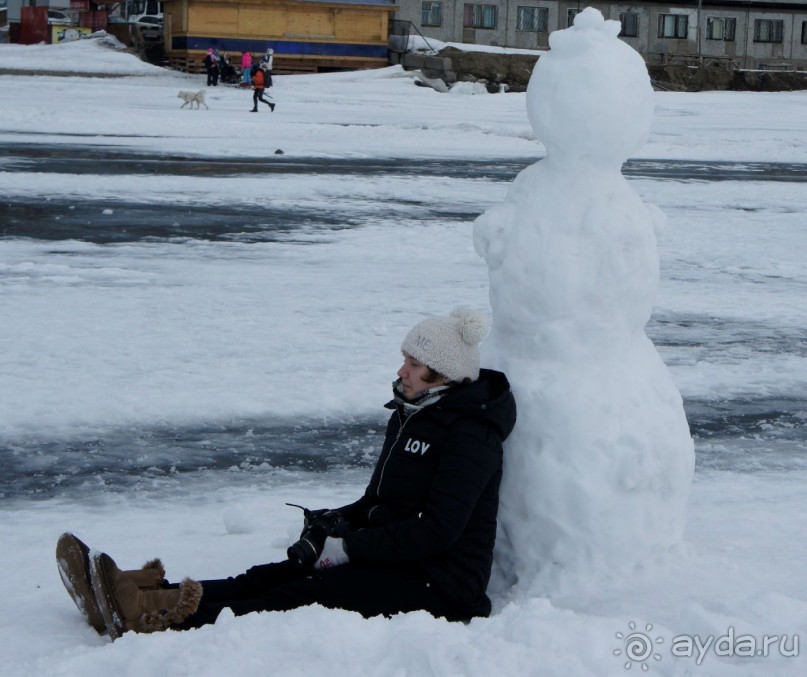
[296, 0, 396, 7]
[635, 0, 807, 8]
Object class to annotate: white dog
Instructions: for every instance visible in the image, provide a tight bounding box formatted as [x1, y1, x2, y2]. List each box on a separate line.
[177, 90, 208, 110]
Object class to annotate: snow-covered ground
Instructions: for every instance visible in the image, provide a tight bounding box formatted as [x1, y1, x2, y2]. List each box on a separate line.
[1, 34, 806, 164]
[0, 36, 805, 676]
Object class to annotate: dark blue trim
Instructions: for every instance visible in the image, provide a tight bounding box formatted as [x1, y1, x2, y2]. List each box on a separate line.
[172, 36, 388, 59]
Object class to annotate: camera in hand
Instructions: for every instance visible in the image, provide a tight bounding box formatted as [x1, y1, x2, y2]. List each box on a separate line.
[286, 505, 348, 567]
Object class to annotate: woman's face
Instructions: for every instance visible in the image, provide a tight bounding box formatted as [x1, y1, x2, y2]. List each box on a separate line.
[397, 353, 447, 399]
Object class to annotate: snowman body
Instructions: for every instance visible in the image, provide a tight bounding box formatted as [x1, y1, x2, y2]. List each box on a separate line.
[474, 9, 694, 593]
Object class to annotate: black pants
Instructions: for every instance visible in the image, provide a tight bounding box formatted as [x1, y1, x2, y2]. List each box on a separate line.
[176, 560, 456, 629]
[252, 88, 272, 109]
[206, 68, 218, 86]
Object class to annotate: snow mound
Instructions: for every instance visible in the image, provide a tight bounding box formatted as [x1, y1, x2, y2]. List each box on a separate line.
[406, 35, 545, 57]
[449, 81, 489, 96]
[0, 32, 170, 75]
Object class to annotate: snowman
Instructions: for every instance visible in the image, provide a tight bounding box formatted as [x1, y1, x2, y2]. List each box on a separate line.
[474, 8, 694, 594]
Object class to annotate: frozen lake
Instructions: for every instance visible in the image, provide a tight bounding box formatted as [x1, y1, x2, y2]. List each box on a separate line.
[1, 144, 805, 500]
[0, 38, 805, 676]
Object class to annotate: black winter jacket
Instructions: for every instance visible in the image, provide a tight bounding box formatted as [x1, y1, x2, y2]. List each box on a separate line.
[339, 369, 516, 617]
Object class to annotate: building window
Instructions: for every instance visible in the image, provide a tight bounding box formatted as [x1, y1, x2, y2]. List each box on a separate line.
[753, 19, 784, 43]
[421, 1, 442, 27]
[706, 17, 736, 41]
[619, 12, 639, 38]
[516, 6, 548, 33]
[567, 8, 580, 28]
[464, 3, 497, 29]
[658, 14, 688, 39]
[802, 21, 807, 45]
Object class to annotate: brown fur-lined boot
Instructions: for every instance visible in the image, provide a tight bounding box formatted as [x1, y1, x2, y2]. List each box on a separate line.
[56, 532, 165, 635]
[91, 551, 202, 640]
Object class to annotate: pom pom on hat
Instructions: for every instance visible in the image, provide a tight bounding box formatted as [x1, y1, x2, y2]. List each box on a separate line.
[401, 307, 489, 382]
[453, 306, 489, 345]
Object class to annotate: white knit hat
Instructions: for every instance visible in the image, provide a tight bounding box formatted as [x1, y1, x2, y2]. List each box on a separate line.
[401, 307, 489, 382]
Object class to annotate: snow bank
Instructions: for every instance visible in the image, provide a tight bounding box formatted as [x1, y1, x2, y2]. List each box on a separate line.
[4, 472, 805, 676]
[0, 32, 169, 75]
[407, 35, 545, 57]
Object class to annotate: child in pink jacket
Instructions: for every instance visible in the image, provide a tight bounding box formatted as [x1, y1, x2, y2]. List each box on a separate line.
[241, 52, 253, 86]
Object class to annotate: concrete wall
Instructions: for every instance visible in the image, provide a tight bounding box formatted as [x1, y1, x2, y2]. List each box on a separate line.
[608, 3, 652, 55]
[506, 0, 555, 49]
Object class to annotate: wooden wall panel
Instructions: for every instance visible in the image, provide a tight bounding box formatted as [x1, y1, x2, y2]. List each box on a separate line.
[237, 6, 285, 36]
[335, 11, 382, 42]
[237, 7, 265, 35]
[166, 0, 186, 33]
[285, 8, 335, 38]
[189, 4, 238, 32]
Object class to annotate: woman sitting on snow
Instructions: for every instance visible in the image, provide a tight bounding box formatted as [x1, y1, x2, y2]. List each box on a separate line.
[56, 307, 516, 639]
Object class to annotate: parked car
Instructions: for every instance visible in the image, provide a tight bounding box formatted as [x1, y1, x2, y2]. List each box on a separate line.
[132, 14, 163, 41]
[48, 9, 76, 26]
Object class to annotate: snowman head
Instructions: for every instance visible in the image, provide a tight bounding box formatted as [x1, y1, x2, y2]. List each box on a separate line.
[526, 8, 654, 167]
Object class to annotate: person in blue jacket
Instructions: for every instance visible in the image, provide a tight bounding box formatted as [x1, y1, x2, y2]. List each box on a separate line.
[56, 307, 516, 639]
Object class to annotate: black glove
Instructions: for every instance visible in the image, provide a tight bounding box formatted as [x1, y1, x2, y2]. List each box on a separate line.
[301, 508, 332, 534]
[287, 509, 348, 567]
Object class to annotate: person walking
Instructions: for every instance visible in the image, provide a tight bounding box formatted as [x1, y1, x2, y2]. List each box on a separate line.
[250, 64, 274, 113]
[56, 307, 516, 638]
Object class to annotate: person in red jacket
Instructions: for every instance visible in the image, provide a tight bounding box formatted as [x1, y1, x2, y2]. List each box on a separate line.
[56, 308, 516, 639]
[250, 64, 275, 113]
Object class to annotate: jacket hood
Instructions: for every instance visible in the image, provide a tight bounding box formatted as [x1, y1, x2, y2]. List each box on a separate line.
[388, 368, 516, 441]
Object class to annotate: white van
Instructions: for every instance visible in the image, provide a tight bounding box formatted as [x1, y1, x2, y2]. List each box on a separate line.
[128, 0, 163, 23]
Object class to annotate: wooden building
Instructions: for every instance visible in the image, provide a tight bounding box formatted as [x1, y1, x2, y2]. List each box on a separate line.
[164, 0, 397, 72]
